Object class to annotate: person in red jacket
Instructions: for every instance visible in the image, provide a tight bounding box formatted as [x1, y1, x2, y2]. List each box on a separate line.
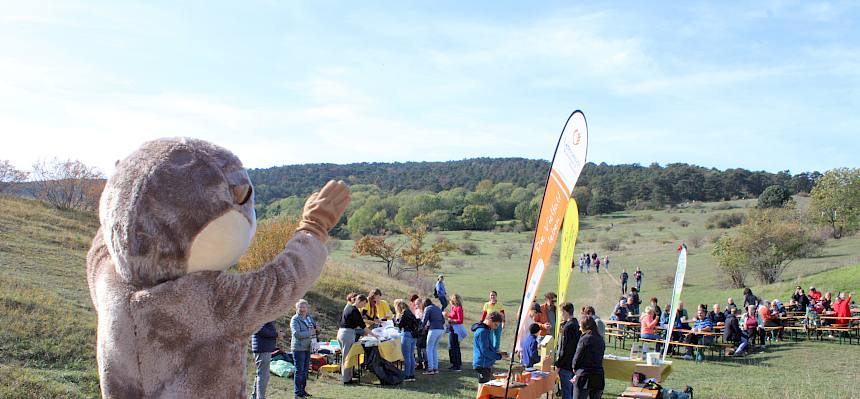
[446, 294, 467, 371]
[808, 286, 823, 303]
[834, 292, 855, 325]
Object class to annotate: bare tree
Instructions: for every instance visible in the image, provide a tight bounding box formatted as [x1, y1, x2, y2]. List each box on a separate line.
[0, 160, 28, 194]
[31, 158, 105, 211]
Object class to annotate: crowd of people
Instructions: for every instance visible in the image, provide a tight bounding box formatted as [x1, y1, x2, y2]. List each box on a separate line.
[627, 286, 856, 362]
[577, 251, 611, 274]
[246, 261, 855, 399]
[246, 270, 613, 399]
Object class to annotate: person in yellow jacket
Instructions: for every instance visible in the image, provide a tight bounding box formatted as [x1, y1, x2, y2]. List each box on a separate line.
[362, 288, 393, 322]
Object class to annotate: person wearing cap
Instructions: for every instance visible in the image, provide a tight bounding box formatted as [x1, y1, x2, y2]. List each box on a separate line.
[610, 298, 628, 321]
[808, 286, 822, 303]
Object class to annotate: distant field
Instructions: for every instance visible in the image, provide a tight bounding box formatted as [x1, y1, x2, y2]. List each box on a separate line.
[2, 196, 859, 398]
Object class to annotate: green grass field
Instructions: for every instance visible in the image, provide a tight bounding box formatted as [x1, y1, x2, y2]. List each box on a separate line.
[2, 195, 859, 398]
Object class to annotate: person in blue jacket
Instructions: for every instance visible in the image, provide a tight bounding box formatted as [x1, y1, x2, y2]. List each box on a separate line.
[472, 311, 504, 383]
[521, 323, 541, 368]
[251, 321, 278, 399]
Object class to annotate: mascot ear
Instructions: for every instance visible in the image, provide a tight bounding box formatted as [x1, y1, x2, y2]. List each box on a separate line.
[231, 184, 252, 205]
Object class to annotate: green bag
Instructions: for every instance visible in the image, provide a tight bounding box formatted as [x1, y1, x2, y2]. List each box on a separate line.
[270, 359, 296, 378]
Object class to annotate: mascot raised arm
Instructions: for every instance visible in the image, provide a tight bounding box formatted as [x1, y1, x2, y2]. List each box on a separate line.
[86, 138, 349, 398]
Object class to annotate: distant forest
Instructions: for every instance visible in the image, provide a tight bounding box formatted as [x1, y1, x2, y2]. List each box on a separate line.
[249, 159, 820, 237]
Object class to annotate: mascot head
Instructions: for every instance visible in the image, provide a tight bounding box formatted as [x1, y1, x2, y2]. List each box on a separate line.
[99, 138, 257, 287]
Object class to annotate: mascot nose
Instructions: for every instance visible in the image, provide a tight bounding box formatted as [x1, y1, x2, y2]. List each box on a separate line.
[231, 184, 252, 205]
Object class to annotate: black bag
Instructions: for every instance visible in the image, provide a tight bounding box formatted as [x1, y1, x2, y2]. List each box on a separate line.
[365, 347, 404, 385]
[433, 288, 439, 298]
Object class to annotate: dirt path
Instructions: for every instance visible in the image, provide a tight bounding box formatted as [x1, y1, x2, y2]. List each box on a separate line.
[570, 268, 618, 315]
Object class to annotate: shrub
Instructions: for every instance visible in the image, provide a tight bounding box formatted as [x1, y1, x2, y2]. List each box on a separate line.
[449, 259, 466, 269]
[657, 226, 665, 232]
[757, 185, 791, 209]
[678, 220, 690, 228]
[706, 212, 746, 229]
[602, 238, 622, 251]
[463, 231, 473, 240]
[460, 242, 480, 255]
[498, 244, 517, 259]
[670, 216, 681, 222]
[689, 234, 705, 248]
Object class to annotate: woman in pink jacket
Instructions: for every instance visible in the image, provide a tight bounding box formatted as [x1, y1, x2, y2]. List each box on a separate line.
[639, 306, 660, 341]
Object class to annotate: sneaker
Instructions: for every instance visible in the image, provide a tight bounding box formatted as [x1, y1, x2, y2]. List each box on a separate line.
[451, 368, 462, 372]
[682, 354, 693, 360]
[303, 394, 313, 398]
[432, 369, 439, 375]
[422, 370, 434, 375]
[404, 376, 416, 382]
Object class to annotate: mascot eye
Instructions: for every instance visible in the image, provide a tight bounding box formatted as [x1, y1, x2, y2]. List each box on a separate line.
[231, 184, 252, 205]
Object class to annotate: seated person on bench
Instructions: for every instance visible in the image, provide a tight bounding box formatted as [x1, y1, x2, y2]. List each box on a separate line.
[682, 308, 712, 360]
[723, 307, 748, 355]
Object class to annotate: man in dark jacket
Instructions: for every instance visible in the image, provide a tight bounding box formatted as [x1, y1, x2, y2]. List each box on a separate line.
[572, 317, 605, 399]
[251, 321, 278, 399]
[723, 307, 748, 356]
[473, 312, 503, 383]
[555, 302, 581, 399]
[620, 270, 629, 295]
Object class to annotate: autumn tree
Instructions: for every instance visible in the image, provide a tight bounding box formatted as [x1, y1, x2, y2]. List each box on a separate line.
[31, 158, 104, 211]
[711, 207, 824, 285]
[237, 216, 299, 272]
[352, 235, 401, 276]
[400, 224, 457, 276]
[0, 160, 28, 194]
[711, 234, 748, 288]
[809, 168, 860, 239]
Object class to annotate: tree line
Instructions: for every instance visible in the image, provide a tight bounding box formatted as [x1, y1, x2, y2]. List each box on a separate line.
[252, 159, 822, 237]
[249, 159, 820, 208]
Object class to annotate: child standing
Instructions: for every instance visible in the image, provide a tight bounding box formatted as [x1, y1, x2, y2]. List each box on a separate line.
[521, 323, 541, 368]
[481, 291, 506, 352]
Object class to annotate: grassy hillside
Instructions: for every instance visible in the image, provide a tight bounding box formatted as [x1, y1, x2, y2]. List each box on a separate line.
[2, 195, 859, 398]
[0, 197, 100, 399]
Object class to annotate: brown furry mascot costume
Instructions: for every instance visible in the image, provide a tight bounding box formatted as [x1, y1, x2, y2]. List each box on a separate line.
[86, 138, 349, 398]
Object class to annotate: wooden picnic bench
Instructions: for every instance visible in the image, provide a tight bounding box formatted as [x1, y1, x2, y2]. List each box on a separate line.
[638, 338, 713, 361]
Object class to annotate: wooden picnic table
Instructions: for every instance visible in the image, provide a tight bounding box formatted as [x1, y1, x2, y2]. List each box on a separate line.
[475, 370, 557, 399]
[606, 320, 641, 328]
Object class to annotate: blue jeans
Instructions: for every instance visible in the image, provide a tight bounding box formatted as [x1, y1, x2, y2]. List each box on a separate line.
[636, 279, 641, 291]
[292, 350, 310, 396]
[491, 325, 503, 352]
[640, 333, 661, 351]
[426, 329, 444, 370]
[401, 331, 416, 377]
[735, 334, 749, 354]
[251, 352, 271, 399]
[558, 368, 574, 399]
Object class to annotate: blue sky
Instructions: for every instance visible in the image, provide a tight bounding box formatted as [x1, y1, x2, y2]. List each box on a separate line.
[1, 1, 858, 176]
